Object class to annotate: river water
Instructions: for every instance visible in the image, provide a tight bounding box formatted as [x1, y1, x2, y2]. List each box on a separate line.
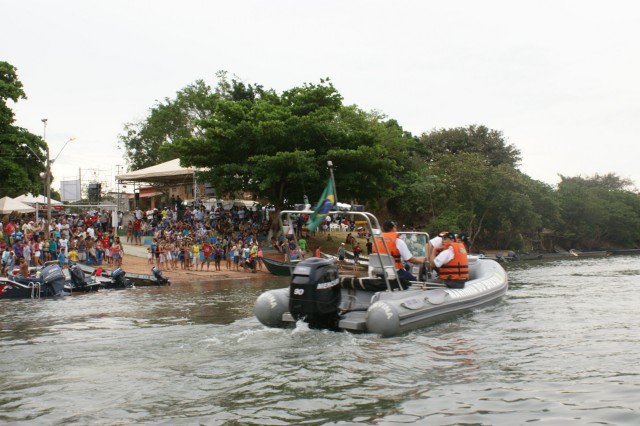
[1, 255, 639, 425]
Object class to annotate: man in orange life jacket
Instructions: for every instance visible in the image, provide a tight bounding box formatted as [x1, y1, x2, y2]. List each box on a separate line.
[373, 221, 426, 282]
[430, 232, 469, 289]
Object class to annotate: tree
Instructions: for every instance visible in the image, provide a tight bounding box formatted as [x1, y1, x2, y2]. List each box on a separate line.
[0, 61, 47, 197]
[119, 80, 216, 171]
[171, 78, 410, 210]
[419, 125, 521, 168]
[557, 173, 640, 249]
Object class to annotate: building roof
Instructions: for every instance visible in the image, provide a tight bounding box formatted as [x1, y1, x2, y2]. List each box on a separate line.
[116, 159, 198, 185]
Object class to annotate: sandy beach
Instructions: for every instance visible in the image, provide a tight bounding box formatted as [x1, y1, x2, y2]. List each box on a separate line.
[119, 242, 276, 284]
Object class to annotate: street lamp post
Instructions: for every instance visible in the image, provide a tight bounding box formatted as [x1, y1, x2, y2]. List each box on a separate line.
[41, 119, 52, 240]
[39, 119, 76, 240]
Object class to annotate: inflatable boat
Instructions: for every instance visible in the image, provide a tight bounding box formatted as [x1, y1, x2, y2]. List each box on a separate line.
[255, 210, 508, 337]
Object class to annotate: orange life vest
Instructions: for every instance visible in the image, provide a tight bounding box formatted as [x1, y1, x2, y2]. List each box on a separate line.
[438, 242, 469, 281]
[372, 231, 403, 270]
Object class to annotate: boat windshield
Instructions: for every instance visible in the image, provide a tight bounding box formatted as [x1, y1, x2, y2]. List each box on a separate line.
[397, 232, 428, 258]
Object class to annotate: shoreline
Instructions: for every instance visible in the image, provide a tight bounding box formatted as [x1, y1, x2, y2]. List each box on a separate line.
[118, 242, 278, 284]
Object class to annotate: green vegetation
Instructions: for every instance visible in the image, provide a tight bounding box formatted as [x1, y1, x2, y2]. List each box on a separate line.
[2, 61, 638, 251]
[0, 61, 48, 197]
[117, 72, 640, 251]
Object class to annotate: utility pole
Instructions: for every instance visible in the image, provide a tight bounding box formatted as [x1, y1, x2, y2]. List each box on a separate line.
[42, 118, 51, 240]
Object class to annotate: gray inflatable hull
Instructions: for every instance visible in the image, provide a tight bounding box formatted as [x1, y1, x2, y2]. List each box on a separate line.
[255, 257, 508, 337]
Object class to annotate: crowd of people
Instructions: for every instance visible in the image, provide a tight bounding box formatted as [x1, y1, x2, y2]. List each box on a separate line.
[0, 203, 273, 277]
[2, 203, 472, 288]
[126, 204, 271, 273]
[1, 211, 125, 277]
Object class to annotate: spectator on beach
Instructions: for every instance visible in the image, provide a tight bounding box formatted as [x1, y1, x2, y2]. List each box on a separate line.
[191, 241, 200, 270]
[214, 244, 223, 271]
[23, 240, 31, 267]
[352, 241, 363, 271]
[110, 237, 123, 268]
[298, 236, 307, 259]
[201, 240, 213, 271]
[77, 237, 87, 264]
[337, 243, 346, 271]
[57, 248, 67, 268]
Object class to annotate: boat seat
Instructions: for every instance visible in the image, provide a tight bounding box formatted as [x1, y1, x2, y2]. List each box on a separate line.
[368, 254, 397, 280]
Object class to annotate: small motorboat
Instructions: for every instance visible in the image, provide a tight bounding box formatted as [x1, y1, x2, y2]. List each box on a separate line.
[262, 257, 299, 276]
[0, 264, 69, 299]
[255, 210, 508, 337]
[75, 263, 170, 286]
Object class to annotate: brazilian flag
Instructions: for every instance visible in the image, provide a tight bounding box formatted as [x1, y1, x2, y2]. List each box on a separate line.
[306, 179, 335, 232]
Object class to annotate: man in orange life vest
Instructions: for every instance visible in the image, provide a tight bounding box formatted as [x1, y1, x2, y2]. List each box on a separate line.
[430, 232, 469, 289]
[373, 221, 426, 282]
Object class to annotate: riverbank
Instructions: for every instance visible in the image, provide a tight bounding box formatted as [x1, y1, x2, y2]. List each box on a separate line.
[119, 243, 276, 284]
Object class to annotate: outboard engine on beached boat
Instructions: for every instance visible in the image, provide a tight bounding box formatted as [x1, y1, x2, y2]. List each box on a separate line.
[288, 257, 341, 330]
[40, 264, 68, 297]
[151, 267, 170, 285]
[109, 267, 130, 289]
[69, 264, 88, 290]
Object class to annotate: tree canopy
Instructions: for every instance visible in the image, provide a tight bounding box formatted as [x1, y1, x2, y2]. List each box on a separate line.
[116, 72, 640, 251]
[123, 75, 415, 210]
[0, 61, 48, 198]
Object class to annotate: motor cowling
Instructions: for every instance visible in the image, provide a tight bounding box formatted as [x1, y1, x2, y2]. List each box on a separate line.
[151, 267, 169, 285]
[69, 265, 87, 289]
[111, 268, 127, 288]
[41, 264, 67, 296]
[288, 257, 341, 329]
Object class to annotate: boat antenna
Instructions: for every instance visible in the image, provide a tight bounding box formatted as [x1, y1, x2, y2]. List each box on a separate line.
[327, 160, 338, 206]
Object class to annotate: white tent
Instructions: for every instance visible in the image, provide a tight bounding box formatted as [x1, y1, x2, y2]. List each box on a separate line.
[116, 159, 198, 184]
[0, 196, 36, 214]
[15, 193, 63, 206]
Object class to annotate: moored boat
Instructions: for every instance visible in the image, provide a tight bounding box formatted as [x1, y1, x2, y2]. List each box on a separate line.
[0, 264, 69, 299]
[75, 263, 170, 286]
[262, 257, 299, 276]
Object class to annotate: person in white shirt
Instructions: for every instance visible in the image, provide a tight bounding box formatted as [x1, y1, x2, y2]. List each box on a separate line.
[428, 231, 448, 266]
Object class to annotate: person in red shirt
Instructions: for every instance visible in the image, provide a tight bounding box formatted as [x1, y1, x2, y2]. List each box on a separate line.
[101, 234, 111, 265]
[133, 219, 142, 245]
[201, 241, 213, 271]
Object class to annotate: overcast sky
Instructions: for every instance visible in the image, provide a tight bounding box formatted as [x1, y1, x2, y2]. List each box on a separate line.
[3, 0, 640, 193]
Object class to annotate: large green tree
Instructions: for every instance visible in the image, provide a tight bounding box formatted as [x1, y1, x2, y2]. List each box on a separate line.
[0, 61, 47, 198]
[419, 125, 521, 168]
[119, 79, 216, 171]
[171, 78, 413, 210]
[556, 173, 640, 249]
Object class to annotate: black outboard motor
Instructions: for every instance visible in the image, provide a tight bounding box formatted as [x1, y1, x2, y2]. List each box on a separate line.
[108, 267, 130, 289]
[151, 267, 170, 285]
[40, 264, 68, 297]
[69, 265, 88, 291]
[289, 257, 341, 330]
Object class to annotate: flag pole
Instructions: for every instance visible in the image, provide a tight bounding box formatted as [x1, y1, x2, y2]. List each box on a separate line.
[327, 160, 338, 206]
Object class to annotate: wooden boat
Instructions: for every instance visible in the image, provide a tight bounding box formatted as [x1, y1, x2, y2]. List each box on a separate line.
[262, 257, 299, 276]
[255, 209, 508, 337]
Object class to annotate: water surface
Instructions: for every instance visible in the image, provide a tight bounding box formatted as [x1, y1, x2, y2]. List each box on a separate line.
[1, 256, 639, 425]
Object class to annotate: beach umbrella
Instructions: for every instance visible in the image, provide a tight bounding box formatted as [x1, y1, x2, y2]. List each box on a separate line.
[0, 196, 36, 214]
[15, 193, 63, 206]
